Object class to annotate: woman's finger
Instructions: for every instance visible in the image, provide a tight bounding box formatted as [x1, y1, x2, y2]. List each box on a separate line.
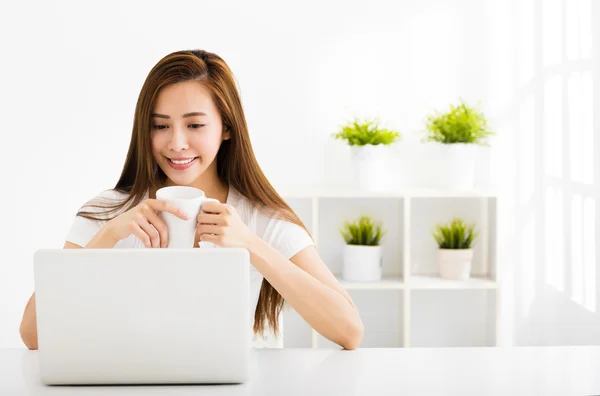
[196, 224, 223, 236]
[146, 199, 190, 220]
[200, 200, 224, 214]
[196, 213, 223, 225]
[137, 217, 160, 248]
[129, 222, 151, 248]
[145, 208, 169, 248]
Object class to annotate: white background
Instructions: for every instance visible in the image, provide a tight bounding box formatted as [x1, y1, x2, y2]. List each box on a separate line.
[0, 0, 598, 348]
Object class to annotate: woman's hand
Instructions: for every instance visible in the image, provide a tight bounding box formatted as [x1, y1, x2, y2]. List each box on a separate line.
[195, 201, 254, 248]
[104, 199, 189, 248]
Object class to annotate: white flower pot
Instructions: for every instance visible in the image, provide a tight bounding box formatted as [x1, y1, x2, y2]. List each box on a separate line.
[436, 249, 474, 280]
[350, 144, 390, 192]
[425, 143, 476, 190]
[342, 245, 382, 282]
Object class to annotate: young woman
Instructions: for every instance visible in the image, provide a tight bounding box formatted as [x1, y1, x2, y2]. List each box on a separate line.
[19, 49, 364, 350]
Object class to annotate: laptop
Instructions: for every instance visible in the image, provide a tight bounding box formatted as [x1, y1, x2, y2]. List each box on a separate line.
[33, 248, 251, 385]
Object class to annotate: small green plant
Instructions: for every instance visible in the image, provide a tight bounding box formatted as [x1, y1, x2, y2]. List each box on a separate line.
[424, 99, 494, 145]
[339, 215, 386, 246]
[333, 117, 401, 146]
[432, 217, 478, 249]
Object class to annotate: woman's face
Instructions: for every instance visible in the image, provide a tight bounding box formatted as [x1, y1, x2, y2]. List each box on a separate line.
[151, 80, 230, 187]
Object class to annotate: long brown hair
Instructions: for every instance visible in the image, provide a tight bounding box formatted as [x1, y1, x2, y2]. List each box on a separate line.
[78, 49, 311, 336]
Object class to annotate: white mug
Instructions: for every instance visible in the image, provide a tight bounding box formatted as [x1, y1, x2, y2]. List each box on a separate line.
[155, 186, 220, 249]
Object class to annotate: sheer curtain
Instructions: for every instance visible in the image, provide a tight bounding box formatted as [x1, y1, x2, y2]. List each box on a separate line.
[490, 0, 599, 346]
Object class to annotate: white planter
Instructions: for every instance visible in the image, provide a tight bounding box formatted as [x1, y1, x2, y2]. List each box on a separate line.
[350, 144, 390, 192]
[436, 249, 474, 280]
[424, 143, 477, 190]
[342, 245, 382, 282]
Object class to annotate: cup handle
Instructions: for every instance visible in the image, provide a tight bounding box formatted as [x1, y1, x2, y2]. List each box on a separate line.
[198, 198, 221, 248]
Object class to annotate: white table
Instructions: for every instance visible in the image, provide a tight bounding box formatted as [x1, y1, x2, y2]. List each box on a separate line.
[2, 346, 600, 395]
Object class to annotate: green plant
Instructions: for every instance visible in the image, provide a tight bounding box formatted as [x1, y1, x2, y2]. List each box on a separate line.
[333, 117, 401, 146]
[339, 215, 386, 246]
[424, 99, 494, 144]
[432, 217, 478, 249]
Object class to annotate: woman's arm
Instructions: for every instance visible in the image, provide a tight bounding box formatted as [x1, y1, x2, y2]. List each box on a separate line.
[19, 292, 39, 350]
[246, 235, 364, 350]
[196, 201, 365, 350]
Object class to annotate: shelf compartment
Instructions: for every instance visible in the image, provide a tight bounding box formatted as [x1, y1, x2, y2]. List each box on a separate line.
[410, 289, 497, 347]
[317, 197, 404, 279]
[409, 197, 496, 279]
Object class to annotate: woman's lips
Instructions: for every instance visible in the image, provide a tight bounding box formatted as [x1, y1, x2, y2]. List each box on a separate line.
[166, 156, 198, 170]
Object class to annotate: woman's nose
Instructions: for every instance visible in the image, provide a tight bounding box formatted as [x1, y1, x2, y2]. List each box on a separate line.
[167, 126, 189, 151]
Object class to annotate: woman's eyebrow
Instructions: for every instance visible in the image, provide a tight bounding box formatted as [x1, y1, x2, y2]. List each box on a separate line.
[151, 112, 208, 119]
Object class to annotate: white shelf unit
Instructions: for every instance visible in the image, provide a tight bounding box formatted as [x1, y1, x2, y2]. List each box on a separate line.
[280, 188, 499, 349]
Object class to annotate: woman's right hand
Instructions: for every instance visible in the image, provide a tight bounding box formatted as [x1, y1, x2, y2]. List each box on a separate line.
[104, 199, 189, 248]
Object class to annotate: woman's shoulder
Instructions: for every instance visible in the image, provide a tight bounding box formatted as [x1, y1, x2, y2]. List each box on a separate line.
[229, 188, 314, 256]
[227, 188, 276, 222]
[66, 189, 146, 248]
[228, 188, 296, 223]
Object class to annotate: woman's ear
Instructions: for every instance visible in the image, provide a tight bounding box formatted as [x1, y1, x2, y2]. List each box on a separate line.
[223, 127, 231, 141]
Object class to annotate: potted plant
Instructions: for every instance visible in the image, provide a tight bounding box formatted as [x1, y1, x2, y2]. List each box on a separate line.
[432, 217, 478, 280]
[339, 215, 386, 282]
[333, 117, 401, 191]
[422, 99, 494, 190]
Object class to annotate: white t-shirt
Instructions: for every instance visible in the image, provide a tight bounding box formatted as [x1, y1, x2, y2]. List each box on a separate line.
[64, 187, 314, 348]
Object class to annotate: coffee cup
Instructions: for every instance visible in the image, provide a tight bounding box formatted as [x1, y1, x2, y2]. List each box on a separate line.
[155, 186, 220, 248]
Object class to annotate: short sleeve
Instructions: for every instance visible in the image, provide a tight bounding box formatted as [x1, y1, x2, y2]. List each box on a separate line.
[260, 215, 315, 260]
[64, 190, 125, 247]
[65, 215, 105, 247]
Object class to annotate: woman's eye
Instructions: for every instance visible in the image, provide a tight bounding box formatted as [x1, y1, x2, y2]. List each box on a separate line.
[190, 124, 205, 129]
[152, 124, 168, 130]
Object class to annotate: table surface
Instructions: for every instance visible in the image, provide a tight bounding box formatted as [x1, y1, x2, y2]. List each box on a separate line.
[2, 346, 600, 395]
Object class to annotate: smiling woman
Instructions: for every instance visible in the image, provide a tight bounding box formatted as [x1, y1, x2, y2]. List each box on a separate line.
[18, 49, 364, 351]
[150, 82, 227, 185]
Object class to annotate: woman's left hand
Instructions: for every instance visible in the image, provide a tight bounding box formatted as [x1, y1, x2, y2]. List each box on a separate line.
[194, 201, 254, 248]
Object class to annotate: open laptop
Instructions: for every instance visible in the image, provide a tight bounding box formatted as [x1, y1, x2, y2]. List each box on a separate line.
[33, 248, 251, 385]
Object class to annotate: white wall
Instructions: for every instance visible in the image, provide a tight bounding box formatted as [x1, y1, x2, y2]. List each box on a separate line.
[0, 0, 598, 348]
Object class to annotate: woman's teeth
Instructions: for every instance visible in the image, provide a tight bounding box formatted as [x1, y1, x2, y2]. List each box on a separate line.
[170, 158, 195, 164]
